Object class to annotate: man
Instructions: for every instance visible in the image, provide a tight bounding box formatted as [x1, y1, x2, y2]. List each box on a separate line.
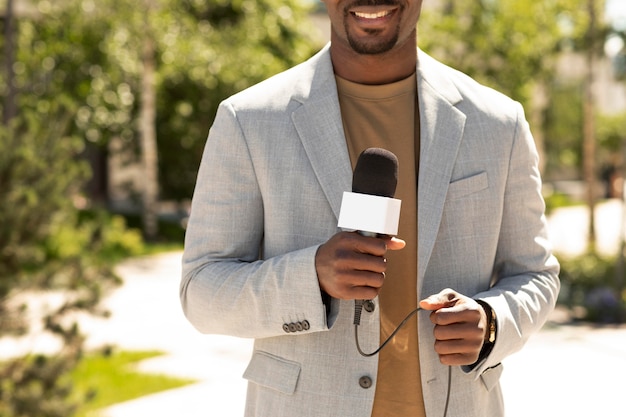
[180, 1, 560, 416]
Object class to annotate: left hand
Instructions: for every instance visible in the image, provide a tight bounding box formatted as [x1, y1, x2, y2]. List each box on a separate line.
[419, 288, 488, 366]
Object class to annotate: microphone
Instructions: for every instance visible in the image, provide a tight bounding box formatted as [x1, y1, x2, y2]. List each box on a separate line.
[337, 148, 401, 237]
[337, 148, 402, 328]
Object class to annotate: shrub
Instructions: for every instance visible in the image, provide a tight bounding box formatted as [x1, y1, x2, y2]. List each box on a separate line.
[558, 252, 626, 323]
[0, 100, 143, 416]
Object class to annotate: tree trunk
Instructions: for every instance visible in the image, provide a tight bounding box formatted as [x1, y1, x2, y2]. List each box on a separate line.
[139, 3, 159, 240]
[583, 0, 597, 250]
[3, 0, 17, 125]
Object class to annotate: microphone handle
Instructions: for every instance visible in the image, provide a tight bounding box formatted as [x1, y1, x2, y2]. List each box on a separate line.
[353, 230, 382, 325]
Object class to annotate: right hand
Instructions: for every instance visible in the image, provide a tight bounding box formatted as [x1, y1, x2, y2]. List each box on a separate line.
[315, 231, 405, 300]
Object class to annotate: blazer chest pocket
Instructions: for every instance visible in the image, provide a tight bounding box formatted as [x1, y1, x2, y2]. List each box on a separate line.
[447, 171, 489, 200]
[243, 350, 301, 394]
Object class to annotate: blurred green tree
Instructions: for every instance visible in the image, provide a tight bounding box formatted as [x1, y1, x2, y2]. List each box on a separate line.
[543, 83, 584, 179]
[153, 0, 319, 201]
[417, 0, 601, 178]
[0, 8, 124, 416]
[22, 0, 319, 236]
[71, 0, 319, 204]
[0, 99, 139, 416]
[0, 0, 318, 414]
[418, 0, 576, 107]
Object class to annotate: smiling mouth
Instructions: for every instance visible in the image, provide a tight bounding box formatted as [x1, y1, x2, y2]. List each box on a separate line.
[352, 10, 394, 19]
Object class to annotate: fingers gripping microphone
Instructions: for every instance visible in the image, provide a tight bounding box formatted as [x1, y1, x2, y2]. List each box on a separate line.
[338, 148, 401, 237]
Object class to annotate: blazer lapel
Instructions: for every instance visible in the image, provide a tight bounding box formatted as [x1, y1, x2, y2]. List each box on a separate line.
[291, 46, 352, 220]
[416, 51, 467, 285]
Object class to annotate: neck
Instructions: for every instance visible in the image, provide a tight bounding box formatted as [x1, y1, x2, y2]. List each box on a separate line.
[329, 32, 418, 85]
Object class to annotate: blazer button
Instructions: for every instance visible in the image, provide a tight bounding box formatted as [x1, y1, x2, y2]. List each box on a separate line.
[282, 323, 291, 333]
[359, 376, 372, 389]
[302, 320, 310, 330]
[295, 321, 303, 331]
[363, 300, 375, 313]
[288, 323, 297, 332]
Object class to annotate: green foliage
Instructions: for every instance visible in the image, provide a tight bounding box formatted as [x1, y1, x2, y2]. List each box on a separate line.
[0, 350, 194, 417]
[417, 0, 618, 185]
[0, 59, 144, 417]
[0, 100, 145, 416]
[419, 0, 572, 105]
[543, 83, 584, 177]
[558, 252, 626, 323]
[544, 191, 579, 214]
[0, 354, 80, 417]
[21, 0, 319, 201]
[152, 0, 319, 199]
[560, 252, 615, 288]
[72, 210, 145, 263]
[543, 99, 626, 187]
[0, 99, 89, 296]
[68, 349, 195, 417]
[11, 1, 126, 146]
[596, 112, 626, 152]
[1, 1, 317, 414]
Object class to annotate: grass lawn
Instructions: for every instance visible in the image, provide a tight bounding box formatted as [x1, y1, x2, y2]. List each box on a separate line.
[70, 349, 195, 417]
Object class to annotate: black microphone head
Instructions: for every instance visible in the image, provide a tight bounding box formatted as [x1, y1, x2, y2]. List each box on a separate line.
[352, 148, 398, 198]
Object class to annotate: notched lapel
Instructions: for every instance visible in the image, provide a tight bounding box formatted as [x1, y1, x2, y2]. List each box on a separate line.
[291, 52, 352, 221]
[417, 55, 467, 283]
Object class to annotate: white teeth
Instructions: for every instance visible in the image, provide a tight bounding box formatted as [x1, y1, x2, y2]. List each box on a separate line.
[353, 10, 391, 19]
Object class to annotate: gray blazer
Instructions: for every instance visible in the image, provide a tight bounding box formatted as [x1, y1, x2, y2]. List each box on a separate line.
[180, 44, 560, 417]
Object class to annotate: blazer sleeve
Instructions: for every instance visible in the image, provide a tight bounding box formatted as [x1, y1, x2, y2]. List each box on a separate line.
[470, 102, 560, 375]
[179, 101, 332, 339]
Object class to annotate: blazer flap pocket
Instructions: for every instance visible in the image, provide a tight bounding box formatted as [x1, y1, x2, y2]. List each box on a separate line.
[243, 350, 301, 394]
[447, 172, 488, 200]
[480, 363, 503, 392]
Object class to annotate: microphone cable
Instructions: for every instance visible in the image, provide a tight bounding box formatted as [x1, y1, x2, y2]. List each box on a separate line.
[354, 301, 452, 417]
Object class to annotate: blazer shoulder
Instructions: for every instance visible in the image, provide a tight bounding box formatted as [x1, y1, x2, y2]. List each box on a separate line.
[225, 46, 334, 113]
[419, 50, 522, 121]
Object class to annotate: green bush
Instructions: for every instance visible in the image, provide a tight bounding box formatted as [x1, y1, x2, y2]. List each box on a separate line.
[0, 100, 144, 416]
[544, 191, 577, 215]
[73, 210, 145, 262]
[0, 354, 80, 417]
[558, 252, 626, 323]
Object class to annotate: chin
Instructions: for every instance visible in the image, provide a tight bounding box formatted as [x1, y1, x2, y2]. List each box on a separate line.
[347, 35, 399, 55]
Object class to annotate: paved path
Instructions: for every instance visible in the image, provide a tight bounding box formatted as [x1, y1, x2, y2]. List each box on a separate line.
[87, 252, 252, 417]
[548, 199, 625, 257]
[1, 201, 625, 416]
[97, 201, 626, 417]
[94, 250, 626, 417]
[502, 321, 626, 417]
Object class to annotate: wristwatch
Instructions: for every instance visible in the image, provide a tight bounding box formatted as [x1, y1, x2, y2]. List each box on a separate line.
[470, 300, 497, 367]
[477, 300, 497, 345]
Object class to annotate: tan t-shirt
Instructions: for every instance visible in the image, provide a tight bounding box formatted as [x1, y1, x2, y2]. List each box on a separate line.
[336, 74, 424, 417]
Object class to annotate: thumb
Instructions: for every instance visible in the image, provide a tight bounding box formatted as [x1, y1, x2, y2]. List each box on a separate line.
[385, 236, 406, 251]
[419, 288, 459, 311]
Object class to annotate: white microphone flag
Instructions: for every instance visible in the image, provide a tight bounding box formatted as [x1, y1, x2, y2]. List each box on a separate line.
[337, 191, 401, 236]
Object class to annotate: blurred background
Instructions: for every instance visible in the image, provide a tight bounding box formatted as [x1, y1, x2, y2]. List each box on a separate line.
[0, 0, 625, 416]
